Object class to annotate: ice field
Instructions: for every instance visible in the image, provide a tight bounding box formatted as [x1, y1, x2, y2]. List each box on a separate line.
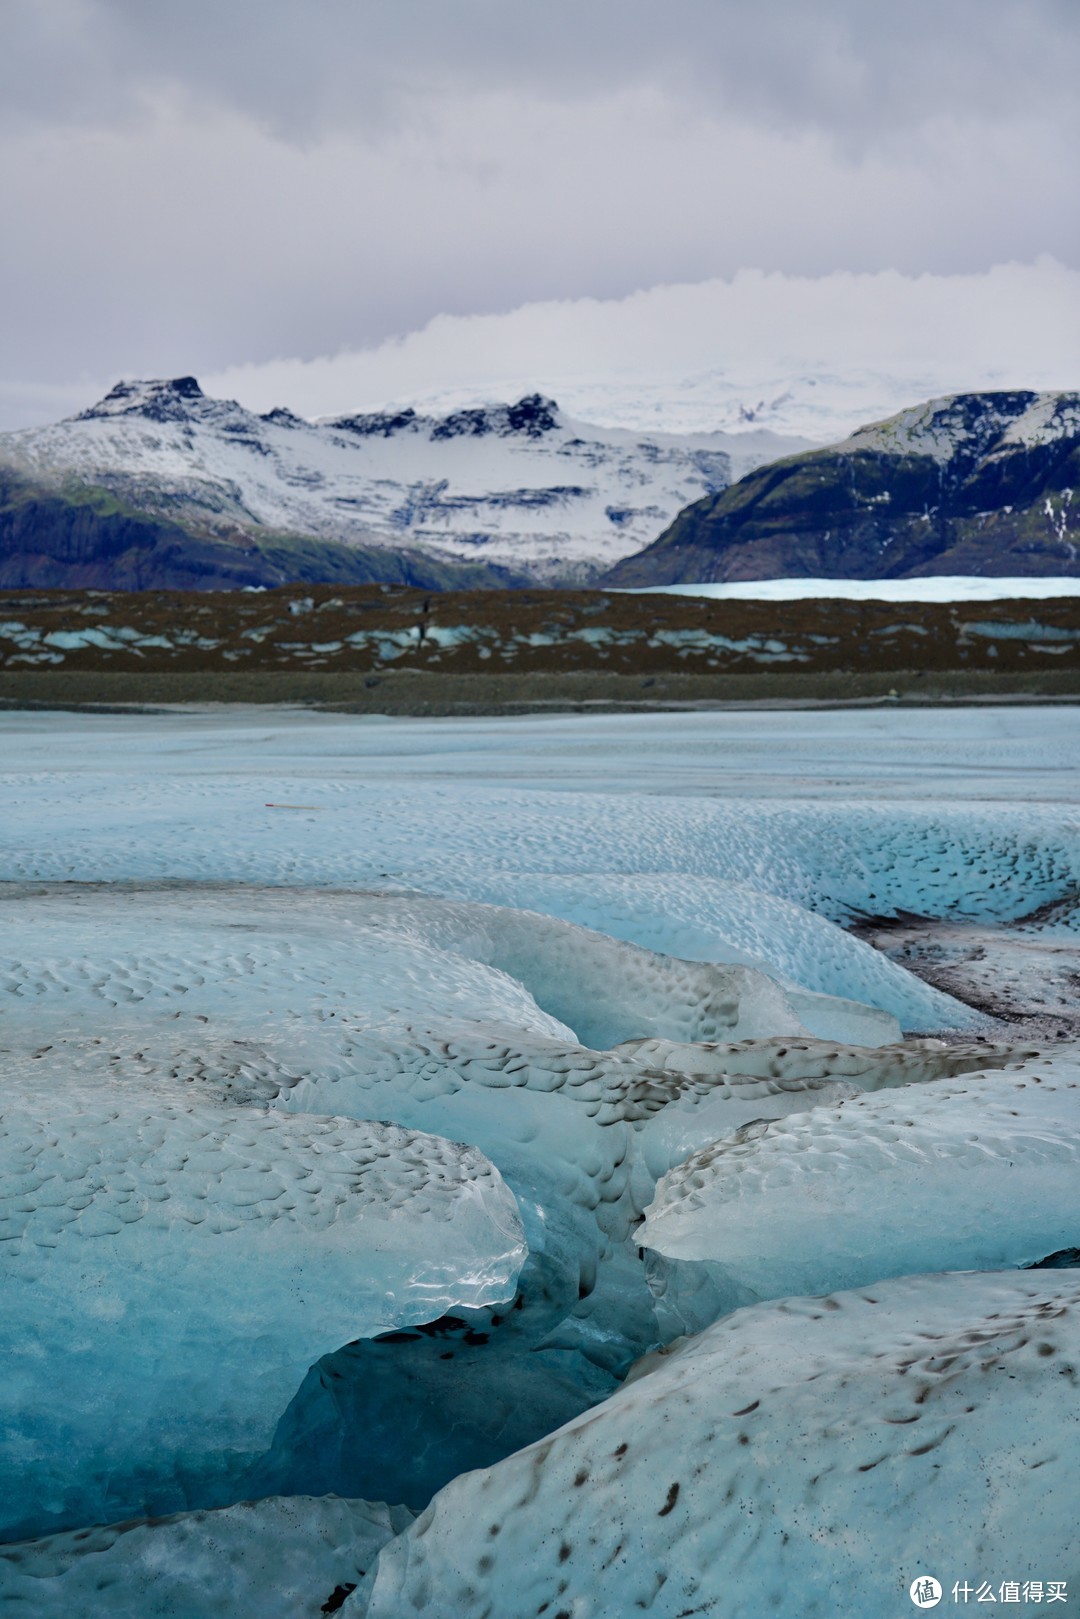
[1, 704, 1078, 1615]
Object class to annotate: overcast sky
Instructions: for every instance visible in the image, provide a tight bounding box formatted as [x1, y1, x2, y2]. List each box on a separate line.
[3, 0, 1079, 429]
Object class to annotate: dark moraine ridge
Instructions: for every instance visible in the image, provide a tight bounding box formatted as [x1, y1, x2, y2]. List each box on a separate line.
[0, 585, 1077, 712]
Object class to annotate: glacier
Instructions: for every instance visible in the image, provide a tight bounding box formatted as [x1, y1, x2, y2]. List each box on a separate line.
[354, 1271, 1080, 1619]
[0, 1495, 414, 1619]
[1, 702, 1078, 1615]
[0, 1065, 525, 1540]
[627, 574, 1080, 603]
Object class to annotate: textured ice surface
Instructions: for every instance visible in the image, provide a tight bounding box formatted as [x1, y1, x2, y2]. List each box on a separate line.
[617, 1033, 1024, 1168]
[0, 880, 895, 1057]
[354, 1271, 1080, 1619]
[3, 715, 1076, 960]
[431, 870, 973, 1031]
[0, 1495, 413, 1619]
[0, 882, 898, 1375]
[2, 706, 1076, 1606]
[640, 1049, 1080, 1335]
[0, 1069, 525, 1539]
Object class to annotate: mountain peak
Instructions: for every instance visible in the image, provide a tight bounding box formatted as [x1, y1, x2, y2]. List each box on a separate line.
[76, 376, 209, 425]
[430, 394, 561, 441]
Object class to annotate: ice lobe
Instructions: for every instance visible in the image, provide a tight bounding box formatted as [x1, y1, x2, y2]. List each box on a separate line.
[366, 893, 900, 1048]
[614, 1033, 1025, 1177]
[432, 870, 977, 1033]
[355, 1272, 1080, 1619]
[0, 1075, 525, 1540]
[0, 882, 895, 1392]
[0, 1495, 414, 1619]
[639, 1050, 1080, 1334]
[0, 884, 897, 1054]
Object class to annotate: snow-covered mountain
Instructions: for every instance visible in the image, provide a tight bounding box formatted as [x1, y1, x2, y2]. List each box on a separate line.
[0, 377, 812, 586]
[605, 389, 1080, 586]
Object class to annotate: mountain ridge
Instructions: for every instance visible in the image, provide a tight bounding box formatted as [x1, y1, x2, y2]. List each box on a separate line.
[602, 390, 1080, 585]
[0, 377, 809, 589]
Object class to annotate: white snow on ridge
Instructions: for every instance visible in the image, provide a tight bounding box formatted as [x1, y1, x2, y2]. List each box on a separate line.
[0, 378, 811, 582]
[838, 389, 1080, 464]
[622, 575, 1080, 602]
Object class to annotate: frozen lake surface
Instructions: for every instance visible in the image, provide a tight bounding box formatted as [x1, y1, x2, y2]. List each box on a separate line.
[1, 705, 1078, 1616]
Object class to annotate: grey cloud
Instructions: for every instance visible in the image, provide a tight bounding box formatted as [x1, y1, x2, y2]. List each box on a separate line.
[3, 0, 1078, 146]
[0, 0, 1077, 425]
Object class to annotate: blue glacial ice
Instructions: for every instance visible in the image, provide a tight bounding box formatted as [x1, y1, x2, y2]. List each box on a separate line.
[639, 1048, 1080, 1335]
[353, 1270, 1080, 1619]
[0, 1494, 414, 1619]
[1, 705, 1079, 1615]
[0, 1065, 525, 1540]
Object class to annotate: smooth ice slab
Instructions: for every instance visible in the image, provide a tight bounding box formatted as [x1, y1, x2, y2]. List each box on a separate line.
[639, 1048, 1080, 1333]
[355, 1271, 1080, 1619]
[0, 1073, 525, 1540]
[0, 1495, 414, 1619]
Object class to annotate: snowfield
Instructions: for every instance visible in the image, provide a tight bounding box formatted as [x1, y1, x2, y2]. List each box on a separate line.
[0, 377, 810, 582]
[1, 705, 1078, 1616]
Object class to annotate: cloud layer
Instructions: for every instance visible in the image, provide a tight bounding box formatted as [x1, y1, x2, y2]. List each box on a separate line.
[199, 261, 1080, 440]
[1, 1, 1077, 429]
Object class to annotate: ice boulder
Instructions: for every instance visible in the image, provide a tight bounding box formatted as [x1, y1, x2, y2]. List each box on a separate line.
[0, 1495, 413, 1619]
[0, 1072, 525, 1540]
[639, 1049, 1080, 1334]
[355, 1271, 1080, 1619]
